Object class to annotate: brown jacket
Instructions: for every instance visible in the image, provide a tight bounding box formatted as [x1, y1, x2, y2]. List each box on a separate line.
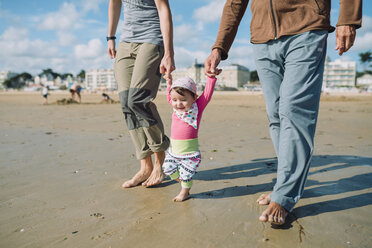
[213, 0, 362, 60]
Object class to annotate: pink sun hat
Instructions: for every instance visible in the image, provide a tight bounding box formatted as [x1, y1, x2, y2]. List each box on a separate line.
[170, 76, 197, 94]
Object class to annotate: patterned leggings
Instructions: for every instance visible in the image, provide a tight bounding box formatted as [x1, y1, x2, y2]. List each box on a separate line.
[162, 149, 201, 188]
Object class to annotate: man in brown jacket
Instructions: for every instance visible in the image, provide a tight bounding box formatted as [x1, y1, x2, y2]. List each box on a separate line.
[205, 0, 362, 225]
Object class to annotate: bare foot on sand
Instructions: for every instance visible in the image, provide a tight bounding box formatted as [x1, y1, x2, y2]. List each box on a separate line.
[122, 156, 152, 188]
[142, 169, 165, 187]
[122, 169, 151, 188]
[259, 201, 288, 225]
[256, 193, 271, 205]
[142, 151, 165, 187]
[173, 188, 190, 202]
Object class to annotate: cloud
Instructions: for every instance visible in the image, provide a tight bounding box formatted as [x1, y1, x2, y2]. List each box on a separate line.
[0, 7, 22, 24]
[80, 0, 106, 13]
[74, 39, 105, 60]
[234, 38, 251, 45]
[174, 46, 208, 68]
[174, 24, 199, 45]
[0, 27, 59, 58]
[352, 32, 372, 51]
[227, 45, 256, 70]
[173, 45, 256, 71]
[336, 15, 372, 52]
[0, 26, 110, 74]
[39, 3, 80, 31]
[193, 0, 225, 24]
[57, 31, 77, 46]
[358, 15, 372, 35]
[1, 26, 29, 40]
[0, 27, 63, 73]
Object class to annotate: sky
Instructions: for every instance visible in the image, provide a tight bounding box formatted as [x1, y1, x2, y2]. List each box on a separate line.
[0, 0, 371, 75]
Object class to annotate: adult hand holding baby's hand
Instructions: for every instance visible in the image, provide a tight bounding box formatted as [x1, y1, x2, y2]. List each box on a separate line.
[205, 48, 222, 77]
[160, 54, 175, 84]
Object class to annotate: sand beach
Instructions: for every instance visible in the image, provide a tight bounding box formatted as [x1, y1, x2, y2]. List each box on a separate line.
[0, 92, 371, 248]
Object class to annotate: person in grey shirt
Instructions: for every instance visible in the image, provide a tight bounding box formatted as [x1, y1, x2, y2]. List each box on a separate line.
[107, 0, 175, 188]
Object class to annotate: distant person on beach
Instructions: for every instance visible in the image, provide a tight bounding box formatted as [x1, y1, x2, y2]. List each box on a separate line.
[102, 93, 111, 101]
[162, 76, 217, 201]
[107, 0, 175, 187]
[205, 0, 362, 225]
[69, 84, 82, 103]
[42, 85, 49, 105]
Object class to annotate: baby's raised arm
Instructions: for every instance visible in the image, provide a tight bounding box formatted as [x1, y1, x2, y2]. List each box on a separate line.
[196, 77, 217, 112]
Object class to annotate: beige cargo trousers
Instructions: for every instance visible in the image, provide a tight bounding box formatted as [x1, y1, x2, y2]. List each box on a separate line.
[114, 42, 169, 159]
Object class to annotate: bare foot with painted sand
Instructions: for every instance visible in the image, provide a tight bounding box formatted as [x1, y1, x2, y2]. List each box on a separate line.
[173, 188, 190, 202]
[256, 193, 271, 205]
[259, 201, 288, 225]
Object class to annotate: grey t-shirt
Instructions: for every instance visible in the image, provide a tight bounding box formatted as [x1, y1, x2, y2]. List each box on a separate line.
[120, 0, 163, 46]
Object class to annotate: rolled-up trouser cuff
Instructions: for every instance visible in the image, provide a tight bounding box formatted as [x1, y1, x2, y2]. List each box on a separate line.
[149, 135, 170, 153]
[130, 125, 170, 160]
[270, 193, 296, 212]
[143, 124, 170, 153]
[135, 137, 169, 160]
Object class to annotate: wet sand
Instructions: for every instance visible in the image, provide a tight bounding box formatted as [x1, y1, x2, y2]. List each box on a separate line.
[0, 92, 371, 248]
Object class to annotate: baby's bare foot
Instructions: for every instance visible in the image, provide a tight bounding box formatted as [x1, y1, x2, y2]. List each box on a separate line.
[122, 169, 151, 188]
[259, 201, 288, 225]
[173, 188, 190, 202]
[256, 193, 271, 205]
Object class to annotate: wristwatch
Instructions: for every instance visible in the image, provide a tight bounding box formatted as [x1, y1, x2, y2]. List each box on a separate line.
[106, 36, 116, 41]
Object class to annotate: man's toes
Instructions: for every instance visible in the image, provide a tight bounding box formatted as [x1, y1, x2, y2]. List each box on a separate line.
[122, 182, 130, 188]
[145, 177, 162, 187]
[122, 179, 136, 188]
[257, 194, 270, 205]
[142, 178, 150, 186]
[259, 212, 268, 222]
[258, 199, 267, 205]
[257, 194, 266, 202]
[268, 214, 274, 223]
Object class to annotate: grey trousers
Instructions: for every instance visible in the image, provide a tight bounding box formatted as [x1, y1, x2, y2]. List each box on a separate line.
[114, 42, 170, 160]
[253, 30, 328, 211]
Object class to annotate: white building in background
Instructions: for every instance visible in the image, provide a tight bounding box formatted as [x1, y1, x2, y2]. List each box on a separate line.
[357, 74, 372, 88]
[172, 60, 250, 89]
[39, 74, 56, 87]
[0, 71, 17, 88]
[84, 61, 251, 92]
[323, 58, 356, 88]
[85, 69, 117, 91]
[218, 64, 250, 88]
